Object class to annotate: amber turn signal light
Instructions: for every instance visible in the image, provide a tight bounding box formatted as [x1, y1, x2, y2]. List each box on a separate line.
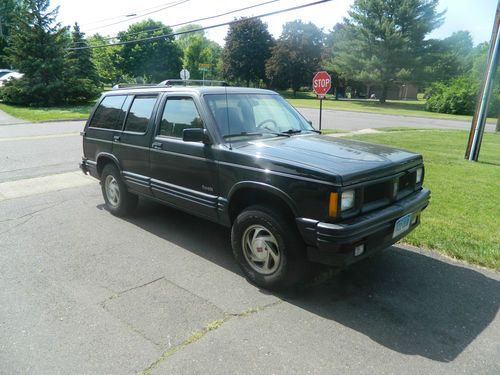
[329, 192, 338, 217]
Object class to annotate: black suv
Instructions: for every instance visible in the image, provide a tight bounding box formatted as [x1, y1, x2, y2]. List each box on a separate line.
[80, 83, 430, 289]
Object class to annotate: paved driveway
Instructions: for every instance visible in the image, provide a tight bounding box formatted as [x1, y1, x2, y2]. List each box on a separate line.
[0, 116, 498, 374]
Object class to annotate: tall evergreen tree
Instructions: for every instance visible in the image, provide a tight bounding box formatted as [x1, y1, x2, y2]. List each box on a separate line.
[222, 18, 274, 87]
[1, 0, 67, 105]
[63, 23, 100, 102]
[331, 0, 444, 102]
[266, 20, 324, 95]
[0, 0, 24, 67]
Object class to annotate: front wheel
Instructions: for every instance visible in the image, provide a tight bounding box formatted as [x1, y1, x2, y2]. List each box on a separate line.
[100, 164, 137, 216]
[231, 205, 307, 290]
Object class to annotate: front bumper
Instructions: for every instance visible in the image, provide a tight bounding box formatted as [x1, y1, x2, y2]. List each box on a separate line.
[296, 188, 430, 266]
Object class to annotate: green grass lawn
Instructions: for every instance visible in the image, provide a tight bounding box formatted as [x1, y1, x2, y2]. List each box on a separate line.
[282, 90, 497, 123]
[348, 129, 500, 270]
[0, 102, 94, 122]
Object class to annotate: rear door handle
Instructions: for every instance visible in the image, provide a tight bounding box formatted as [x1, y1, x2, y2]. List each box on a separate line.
[113, 135, 121, 142]
[152, 142, 163, 150]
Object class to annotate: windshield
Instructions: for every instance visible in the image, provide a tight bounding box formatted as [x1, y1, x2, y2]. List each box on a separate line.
[204, 93, 315, 141]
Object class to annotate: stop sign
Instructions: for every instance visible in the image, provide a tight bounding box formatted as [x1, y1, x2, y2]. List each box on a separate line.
[312, 71, 331, 97]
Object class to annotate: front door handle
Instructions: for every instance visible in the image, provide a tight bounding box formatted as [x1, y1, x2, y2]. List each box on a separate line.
[152, 142, 163, 150]
[113, 135, 121, 142]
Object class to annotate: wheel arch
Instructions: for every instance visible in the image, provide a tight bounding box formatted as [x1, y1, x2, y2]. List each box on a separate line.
[227, 182, 297, 225]
[96, 153, 121, 177]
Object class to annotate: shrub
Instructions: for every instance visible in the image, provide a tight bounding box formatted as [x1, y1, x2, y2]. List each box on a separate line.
[425, 75, 499, 117]
[425, 76, 477, 115]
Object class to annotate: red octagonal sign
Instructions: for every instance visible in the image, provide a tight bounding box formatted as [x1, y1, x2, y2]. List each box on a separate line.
[312, 71, 331, 97]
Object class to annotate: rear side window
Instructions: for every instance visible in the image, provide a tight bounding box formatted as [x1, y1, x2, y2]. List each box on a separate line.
[89, 95, 126, 130]
[124, 95, 158, 133]
[160, 98, 202, 138]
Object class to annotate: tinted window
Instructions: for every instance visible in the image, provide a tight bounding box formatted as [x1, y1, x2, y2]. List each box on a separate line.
[89, 95, 126, 129]
[160, 98, 202, 138]
[124, 96, 158, 133]
[205, 94, 314, 139]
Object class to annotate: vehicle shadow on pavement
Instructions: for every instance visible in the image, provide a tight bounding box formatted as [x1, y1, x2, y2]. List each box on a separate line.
[285, 248, 500, 363]
[119, 200, 499, 363]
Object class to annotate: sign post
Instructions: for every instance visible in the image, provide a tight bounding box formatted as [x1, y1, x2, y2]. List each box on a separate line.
[180, 68, 190, 83]
[198, 63, 210, 84]
[312, 71, 331, 131]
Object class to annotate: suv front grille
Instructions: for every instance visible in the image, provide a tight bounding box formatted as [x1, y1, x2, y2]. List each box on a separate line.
[360, 170, 417, 213]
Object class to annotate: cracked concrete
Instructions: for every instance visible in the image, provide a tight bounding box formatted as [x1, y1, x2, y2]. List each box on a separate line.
[140, 300, 283, 375]
[2, 115, 500, 374]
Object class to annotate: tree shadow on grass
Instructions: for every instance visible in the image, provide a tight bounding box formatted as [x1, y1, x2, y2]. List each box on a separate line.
[113, 199, 500, 363]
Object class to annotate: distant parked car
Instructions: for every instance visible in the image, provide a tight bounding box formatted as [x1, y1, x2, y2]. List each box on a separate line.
[0, 71, 23, 87]
[0, 69, 14, 78]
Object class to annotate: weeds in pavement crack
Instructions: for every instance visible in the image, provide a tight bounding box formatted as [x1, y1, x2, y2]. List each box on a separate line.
[139, 300, 282, 374]
[139, 318, 227, 375]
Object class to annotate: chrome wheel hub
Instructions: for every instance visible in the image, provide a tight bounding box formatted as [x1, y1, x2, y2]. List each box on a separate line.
[242, 225, 280, 275]
[105, 175, 120, 207]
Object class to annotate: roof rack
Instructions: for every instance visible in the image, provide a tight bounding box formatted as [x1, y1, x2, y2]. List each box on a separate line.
[158, 79, 229, 87]
[112, 83, 158, 90]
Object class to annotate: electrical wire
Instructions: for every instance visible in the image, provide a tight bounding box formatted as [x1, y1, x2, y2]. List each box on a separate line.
[81, 0, 185, 27]
[85, 0, 190, 32]
[69, 0, 332, 50]
[74, 0, 280, 45]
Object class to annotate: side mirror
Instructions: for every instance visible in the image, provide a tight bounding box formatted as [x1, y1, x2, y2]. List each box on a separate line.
[307, 120, 313, 126]
[183, 128, 211, 144]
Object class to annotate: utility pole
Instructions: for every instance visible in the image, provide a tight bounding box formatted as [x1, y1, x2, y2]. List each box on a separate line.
[465, 0, 500, 161]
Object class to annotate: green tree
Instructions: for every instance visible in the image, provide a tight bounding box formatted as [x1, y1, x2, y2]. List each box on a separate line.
[424, 31, 474, 84]
[178, 28, 223, 80]
[63, 23, 100, 102]
[331, 0, 444, 102]
[1, 0, 68, 106]
[425, 41, 499, 118]
[222, 18, 274, 86]
[266, 20, 324, 95]
[176, 24, 205, 51]
[0, 0, 26, 67]
[88, 34, 126, 85]
[118, 19, 183, 83]
[183, 35, 210, 79]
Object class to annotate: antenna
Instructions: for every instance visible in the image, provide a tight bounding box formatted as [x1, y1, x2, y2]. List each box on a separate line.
[225, 86, 232, 150]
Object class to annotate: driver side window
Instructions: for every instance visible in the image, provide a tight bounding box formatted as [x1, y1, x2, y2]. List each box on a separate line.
[160, 97, 203, 138]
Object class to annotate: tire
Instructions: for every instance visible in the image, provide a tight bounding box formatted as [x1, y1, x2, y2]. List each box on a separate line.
[100, 163, 138, 216]
[231, 205, 307, 290]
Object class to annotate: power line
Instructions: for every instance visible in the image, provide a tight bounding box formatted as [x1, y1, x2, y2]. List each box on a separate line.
[86, 0, 190, 32]
[76, 0, 280, 45]
[81, 0, 185, 27]
[69, 0, 332, 50]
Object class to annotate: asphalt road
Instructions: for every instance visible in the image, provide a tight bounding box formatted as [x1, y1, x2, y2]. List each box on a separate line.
[1, 112, 499, 374]
[298, 107, 496, 132]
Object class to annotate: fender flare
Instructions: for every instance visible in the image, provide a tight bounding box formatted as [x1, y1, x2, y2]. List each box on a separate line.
[227, 181, 297, 216]
[96, 152, 121, 176]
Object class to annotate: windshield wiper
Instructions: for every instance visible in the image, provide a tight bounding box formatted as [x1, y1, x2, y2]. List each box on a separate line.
[224, 131, 291, 139]
[223, 132, 264, 139]
[281, 129, 302, 135]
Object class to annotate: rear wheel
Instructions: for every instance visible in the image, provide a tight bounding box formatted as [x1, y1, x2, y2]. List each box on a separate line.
[100, 164, 137, 216]
[231, 205, 307, 290]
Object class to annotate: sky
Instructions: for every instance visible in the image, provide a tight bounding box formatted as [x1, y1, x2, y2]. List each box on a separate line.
[51, 0, 498, 46]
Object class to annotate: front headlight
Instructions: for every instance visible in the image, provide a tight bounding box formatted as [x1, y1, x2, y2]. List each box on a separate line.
[416, 167, 423, 184]
[341, 190, 355, 211]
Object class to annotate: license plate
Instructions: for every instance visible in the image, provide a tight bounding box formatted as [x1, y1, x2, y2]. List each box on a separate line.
[393, 214, 412, 238]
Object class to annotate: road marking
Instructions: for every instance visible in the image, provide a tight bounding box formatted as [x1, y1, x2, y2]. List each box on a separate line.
[0, 133, 80, 142]
[0, 171, 94, 201]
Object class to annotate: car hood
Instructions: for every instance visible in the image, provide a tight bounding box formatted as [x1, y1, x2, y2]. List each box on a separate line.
[233, 134, 422, 185]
